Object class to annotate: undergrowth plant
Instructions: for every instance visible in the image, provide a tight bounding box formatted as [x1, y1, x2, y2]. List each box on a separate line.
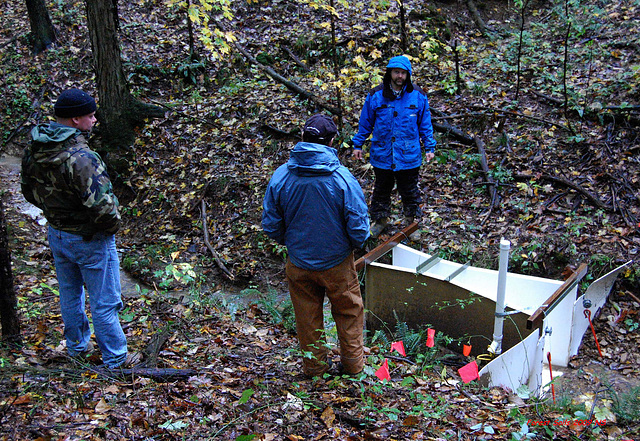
[610, 384, 640, 424]
[256, 288, 296, 333]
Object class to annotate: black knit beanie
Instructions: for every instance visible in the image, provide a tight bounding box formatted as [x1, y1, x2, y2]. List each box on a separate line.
[54, 88, 97, 118]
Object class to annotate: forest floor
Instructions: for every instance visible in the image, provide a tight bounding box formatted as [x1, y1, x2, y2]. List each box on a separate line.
[2, 0, 640, 440]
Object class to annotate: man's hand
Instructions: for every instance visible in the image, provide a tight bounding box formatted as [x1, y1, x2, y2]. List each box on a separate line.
[424, 152, 435, 162]
[352, 148, 364, 161]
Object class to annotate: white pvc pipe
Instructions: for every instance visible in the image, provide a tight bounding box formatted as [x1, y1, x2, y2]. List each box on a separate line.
[489, 238, 511, 355]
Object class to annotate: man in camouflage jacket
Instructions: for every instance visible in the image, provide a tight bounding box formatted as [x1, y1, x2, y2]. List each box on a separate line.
[21, 88, 133, 368]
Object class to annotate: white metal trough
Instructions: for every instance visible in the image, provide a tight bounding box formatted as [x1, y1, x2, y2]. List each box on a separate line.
[357, 225, 631, 394]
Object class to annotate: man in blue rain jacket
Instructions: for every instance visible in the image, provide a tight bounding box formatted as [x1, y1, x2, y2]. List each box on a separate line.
[262, 114, 370, 377]
[352, 55, 437, 238]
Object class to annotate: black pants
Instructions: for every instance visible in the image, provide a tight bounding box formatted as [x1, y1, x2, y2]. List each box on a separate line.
[370, 166, 422, 221]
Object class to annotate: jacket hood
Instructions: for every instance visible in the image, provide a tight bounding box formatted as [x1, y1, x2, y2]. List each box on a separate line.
[31, 122, 80, 144]
[28, 123, 82, 167]
[387, 55, 412, 74]
[287, 142, 340, 176]
[383, 55, 414, 99]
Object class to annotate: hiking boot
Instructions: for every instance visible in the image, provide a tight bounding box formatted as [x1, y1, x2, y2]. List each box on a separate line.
[370, 217, 389, 238]
[109, 352, 144, 370]
[65, 341, 97, 366]
[69, 341, 95, 360]
[409, 229, 421, 241]
[303, 357, 333, 379]
[405, 216, 421, 241]
[335, 362, 364, 378]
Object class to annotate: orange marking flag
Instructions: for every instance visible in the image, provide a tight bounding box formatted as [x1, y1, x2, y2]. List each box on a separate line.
[458, 361, 479, 384]
[426, 328, 435, 348]
[391, 341, 406, 357]
[375, 358, 391, 381]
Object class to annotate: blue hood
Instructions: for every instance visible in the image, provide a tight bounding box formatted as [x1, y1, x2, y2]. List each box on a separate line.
[383, 55, 414, 98]
[262, 141, 370, 271]
[287, 142, 340, 176]
[387, 55, 412, 74]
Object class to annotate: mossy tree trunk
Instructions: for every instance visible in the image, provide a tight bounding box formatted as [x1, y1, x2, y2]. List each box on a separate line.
[26, 0, 57, 54]
[0, 198, 21, 344]
[85, 0, 165, 153]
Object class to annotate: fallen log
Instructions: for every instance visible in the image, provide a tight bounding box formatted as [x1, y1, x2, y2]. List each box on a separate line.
[430, 109, 475, 145]
[235, 43, 341, 116]
[98, 367, 198, 382]
[514, 173, 608, 210]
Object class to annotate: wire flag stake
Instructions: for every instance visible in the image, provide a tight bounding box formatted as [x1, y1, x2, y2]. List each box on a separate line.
[584, 309, 603, 358]
[547, 352, 556, 405]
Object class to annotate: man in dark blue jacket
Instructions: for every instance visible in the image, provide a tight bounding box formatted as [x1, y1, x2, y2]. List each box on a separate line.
[352, 55, 437, 238]
[262, 114, 370, 377]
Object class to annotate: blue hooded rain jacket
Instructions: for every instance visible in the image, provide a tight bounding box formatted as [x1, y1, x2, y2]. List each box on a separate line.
[262, 142, 370, 271]
[352, 55, 436, 171]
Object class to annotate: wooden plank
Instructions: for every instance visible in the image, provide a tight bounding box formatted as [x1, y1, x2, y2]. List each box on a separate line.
[526, 263, 588, 330]
[355, 222, 419, 272]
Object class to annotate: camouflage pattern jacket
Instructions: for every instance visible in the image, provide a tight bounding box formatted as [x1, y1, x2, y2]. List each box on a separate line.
[21, 122, 120, 239]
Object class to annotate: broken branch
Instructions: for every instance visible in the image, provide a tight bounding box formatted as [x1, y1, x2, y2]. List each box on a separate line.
[235, 43, 341, 116]
[515, 173, 609, 210]
[475, 136, 500, 225]
[201, 200, 235, 280]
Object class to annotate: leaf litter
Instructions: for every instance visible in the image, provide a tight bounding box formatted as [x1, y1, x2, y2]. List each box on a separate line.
[1, 0, 640, 439]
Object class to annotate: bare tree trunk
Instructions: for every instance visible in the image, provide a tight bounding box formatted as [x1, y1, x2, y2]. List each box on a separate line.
[514, 0, 530, 101]
[0, 198, 21, 344]
[186, 0, 197, 61]
[329, 0, 343, 128]
[561, 0, 575, 134]
[465, 0, 494, 37]
[25, 0, 56, 54]
[85, 0, 164, 151]
[453, 38, 462, 93]
[399, 0, 408, 52]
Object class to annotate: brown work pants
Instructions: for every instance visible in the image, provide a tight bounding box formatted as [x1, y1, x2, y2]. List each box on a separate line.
[286, 253, 364, 377]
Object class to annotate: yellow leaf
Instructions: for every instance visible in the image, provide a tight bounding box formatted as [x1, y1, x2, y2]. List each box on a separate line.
[321, 406, 335, 427]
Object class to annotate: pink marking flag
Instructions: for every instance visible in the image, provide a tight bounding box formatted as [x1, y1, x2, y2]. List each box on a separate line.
[375, 358, 391, 381]
[426, 328, 435, 348]
[458, 361, 479, 384]
[390, 341, 406, 357]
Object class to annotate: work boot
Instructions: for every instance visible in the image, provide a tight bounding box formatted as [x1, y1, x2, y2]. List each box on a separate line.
[107, 351, 144, 370]
[405, 216, 421, 241]
[69, 341, 95, 360]
[67, 341, 97, 365]
[121, 352, 144, 368]
[370, 217, 389, 238]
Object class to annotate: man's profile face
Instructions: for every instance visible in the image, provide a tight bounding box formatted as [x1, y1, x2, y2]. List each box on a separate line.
[390, 68, 407, 90]
[74, 112, 97, 132]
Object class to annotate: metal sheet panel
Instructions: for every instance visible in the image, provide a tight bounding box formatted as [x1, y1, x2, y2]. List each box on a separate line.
[365, 263, 534, 357]
[479, 331, 546, 394]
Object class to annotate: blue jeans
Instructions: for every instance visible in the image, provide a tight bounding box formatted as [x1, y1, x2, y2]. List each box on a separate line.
[48, 226, 127, 367]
